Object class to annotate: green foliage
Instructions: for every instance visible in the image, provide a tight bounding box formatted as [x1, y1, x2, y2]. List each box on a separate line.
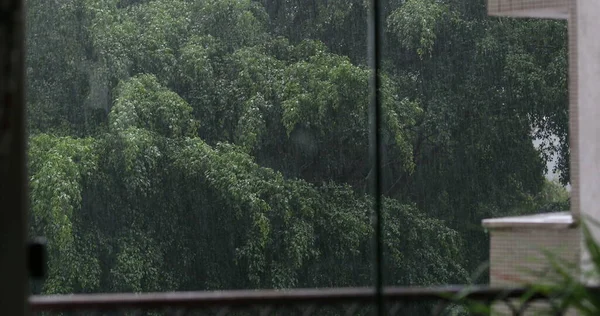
[461, 219, 600, 315]
[27, 0, 568, 295]
[111, 74, 197, 137]
[517, 180, 570, 215]
[191, 0, 268, 51]
[29, 134, 99, 293]
[388, 0, 449, 57]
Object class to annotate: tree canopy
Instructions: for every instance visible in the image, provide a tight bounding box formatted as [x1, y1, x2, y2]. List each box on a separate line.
[27, 0, 569, 294]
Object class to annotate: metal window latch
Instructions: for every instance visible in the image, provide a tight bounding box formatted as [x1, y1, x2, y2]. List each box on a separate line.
[28, 237, 47, 280]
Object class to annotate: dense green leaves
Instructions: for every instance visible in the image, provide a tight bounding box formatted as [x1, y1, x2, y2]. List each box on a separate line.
[27, 0, 569, 294]
[111, 75, 197, 137]
[388, 0, 449, 57]
[29, 134, 99, 293]
[192, 0, 268, 51]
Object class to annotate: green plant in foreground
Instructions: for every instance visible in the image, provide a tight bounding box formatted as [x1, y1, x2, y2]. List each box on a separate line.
[529, 218, 600, 315]
[455, 218, 600, 315]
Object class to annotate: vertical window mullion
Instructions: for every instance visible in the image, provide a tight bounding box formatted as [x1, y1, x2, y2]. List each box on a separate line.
[368, 0, 384, 314]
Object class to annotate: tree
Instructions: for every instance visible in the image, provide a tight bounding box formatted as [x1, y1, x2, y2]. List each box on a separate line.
[27, 0, 568, 293]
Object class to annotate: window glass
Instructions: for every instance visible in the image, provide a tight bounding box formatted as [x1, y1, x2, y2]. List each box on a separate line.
[25, 0, 570, 298]
[26, 0, 375, 293]
[380, 0, 570, 290]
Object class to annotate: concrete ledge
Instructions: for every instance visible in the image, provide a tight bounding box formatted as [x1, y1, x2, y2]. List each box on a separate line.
[482, 212, 577, 230]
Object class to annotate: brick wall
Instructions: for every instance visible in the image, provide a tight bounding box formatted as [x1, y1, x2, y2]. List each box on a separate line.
[490, 227, 580, 286]
[488, 0, 568, 18]
[488, 226, 580, 315]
